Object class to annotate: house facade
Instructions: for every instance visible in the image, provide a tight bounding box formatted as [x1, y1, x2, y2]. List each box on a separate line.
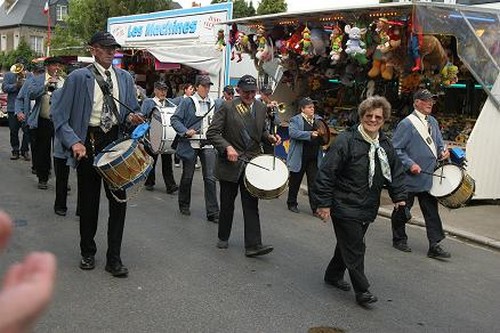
[0, 0, 68, 55]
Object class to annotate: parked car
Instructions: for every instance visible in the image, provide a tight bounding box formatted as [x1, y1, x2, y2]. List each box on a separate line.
[0, 90, 8, 126]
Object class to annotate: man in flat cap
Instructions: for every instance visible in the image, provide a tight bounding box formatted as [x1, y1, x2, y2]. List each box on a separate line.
[171, 74, 219, 222]
[51, 31, 144, 278]
[140, 81, 178, 194]
[391, 89, 451, 259]
[16, 56, 65, 190]
[2, 56, 30, 161]
[206, 74, 280, 257]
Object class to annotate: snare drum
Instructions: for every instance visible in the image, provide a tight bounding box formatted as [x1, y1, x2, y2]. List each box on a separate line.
[149, 106, 177, 154]
[244, 155, 289, 200]
[94, 139, 153, 191]
[429, 164, 475, 209]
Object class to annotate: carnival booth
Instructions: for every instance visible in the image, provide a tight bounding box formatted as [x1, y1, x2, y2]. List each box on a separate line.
[222, 2, 500, 201]
[107, 3, 233, 97]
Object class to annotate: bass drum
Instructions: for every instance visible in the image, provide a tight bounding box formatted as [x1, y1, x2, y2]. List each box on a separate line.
[429, 164, 475, 209]
[244, 155, 289, 200]
[149, 106, 177, 154]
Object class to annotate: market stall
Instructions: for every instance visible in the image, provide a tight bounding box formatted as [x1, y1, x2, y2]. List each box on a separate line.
[107, 3, 233, 97]
[222, 2, 500, 200]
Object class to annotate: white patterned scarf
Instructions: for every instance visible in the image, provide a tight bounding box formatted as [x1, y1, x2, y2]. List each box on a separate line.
[358, 124, 392, 188]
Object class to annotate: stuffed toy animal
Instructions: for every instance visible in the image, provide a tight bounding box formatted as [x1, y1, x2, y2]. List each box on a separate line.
[299, 26, 313, 57]
[440, 63, 459, 86]
[215, 29, 226, 51]
[344, 25, 368, 65]
[329, 25, 343, 64]
[367, 18, 402, 80]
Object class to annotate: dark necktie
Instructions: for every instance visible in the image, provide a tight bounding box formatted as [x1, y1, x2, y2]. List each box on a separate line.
[100, 70, 114, 132]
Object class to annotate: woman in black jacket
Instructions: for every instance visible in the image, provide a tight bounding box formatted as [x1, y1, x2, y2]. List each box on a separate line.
[313, 96, 407, 306]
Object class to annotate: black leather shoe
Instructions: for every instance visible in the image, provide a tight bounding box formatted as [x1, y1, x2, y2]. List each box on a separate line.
[144, 184, 154, 191]
[166, 185, 179, 194]
[21, 152, 31, 161]
[427, 244, 451, 259]
[288, 205, 300, 213]
[180, 208, 191, 216]
[207, 215, 219, 223]
[216, 240, 228, 249]
[325, 278, 351, 291]
[38, 181, 48, 190]
[245, 244, 273, 257]
[105, 263, 129, 277]
[393, 242, 412, 252]
[54, 208, 67, 216]
[79, 256, 95, 270]
[356, 291, 378, 306]
[10, 152, 20, 160]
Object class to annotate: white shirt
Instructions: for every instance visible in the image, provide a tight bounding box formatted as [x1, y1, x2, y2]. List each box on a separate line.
[89, 63, 119, 127]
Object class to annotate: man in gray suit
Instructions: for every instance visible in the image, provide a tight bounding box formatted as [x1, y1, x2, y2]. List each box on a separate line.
[207, 75, 280, 257]
[51, 31, 144, 277]
[391, 89, 451, 259]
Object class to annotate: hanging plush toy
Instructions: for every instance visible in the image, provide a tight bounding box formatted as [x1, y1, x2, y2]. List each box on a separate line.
[367, 18, 403, 80]
[299, 26, 313, 57]
[440, 63, 459, 86]
[344, 25, 368, 65]
[329, 25, 343, 64]
[215, 29, 226, 51]
[255, 27, 267, 53]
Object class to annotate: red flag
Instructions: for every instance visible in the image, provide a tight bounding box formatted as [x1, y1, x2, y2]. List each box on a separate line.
[43, 1, 49, 14]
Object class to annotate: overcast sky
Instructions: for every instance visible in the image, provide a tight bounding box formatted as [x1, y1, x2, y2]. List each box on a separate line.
[175, 0, 378, 13]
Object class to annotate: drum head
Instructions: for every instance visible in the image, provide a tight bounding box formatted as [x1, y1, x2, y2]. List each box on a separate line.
[95, 139, 135, 167]
[429, 164, 463, 197]
[149, 109, 164, 154]
[245, 155, 289, 191]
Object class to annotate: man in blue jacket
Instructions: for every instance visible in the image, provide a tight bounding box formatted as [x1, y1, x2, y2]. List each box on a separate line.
[391, 89, 451, 259]
[51, 31, 144, 278]
[2, 57, 30, 160]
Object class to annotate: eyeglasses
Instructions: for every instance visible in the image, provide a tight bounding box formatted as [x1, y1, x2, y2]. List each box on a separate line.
[363, 114, 384, 122]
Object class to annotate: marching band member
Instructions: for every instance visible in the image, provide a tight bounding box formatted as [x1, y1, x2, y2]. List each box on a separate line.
[206, 74, 281, 257]
[2, 57, 30, 161]
[286, 97, 324, 216]
[21, 57, 65, 190]
[141, 81, 178, 194]
[51, 31, 143, 278]
[391, 89, 451, 258]
[170, 75, 219, 222]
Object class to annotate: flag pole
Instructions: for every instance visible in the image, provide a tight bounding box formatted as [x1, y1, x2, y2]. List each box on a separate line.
[46, 6, 51, 56]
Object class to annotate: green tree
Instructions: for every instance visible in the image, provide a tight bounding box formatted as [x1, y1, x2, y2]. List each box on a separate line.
[50, 0, 173, 56]
[211, 0, 255, 18]
[0, 38, 37, 70]
[256, 0, 287, 15]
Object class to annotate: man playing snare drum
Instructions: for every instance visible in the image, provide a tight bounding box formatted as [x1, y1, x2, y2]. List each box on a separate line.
[391, 89, 451, 259]
[51, 32, 144, 277]
[206, 75, 280, 257]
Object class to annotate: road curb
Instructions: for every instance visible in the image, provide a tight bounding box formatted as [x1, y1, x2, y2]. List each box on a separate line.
[301, 184, 500, 251]
[378, 207, 500, 251]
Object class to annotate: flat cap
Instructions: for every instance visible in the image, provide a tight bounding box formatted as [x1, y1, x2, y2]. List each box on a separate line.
[223, 85, 234, 94]
[44, 56, 65, 66]
[195, 75, 213, 87]
[88, 31, 121, 48]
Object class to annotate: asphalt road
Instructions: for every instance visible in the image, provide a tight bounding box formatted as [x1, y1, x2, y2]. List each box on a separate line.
[1, 127, 499, 332]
